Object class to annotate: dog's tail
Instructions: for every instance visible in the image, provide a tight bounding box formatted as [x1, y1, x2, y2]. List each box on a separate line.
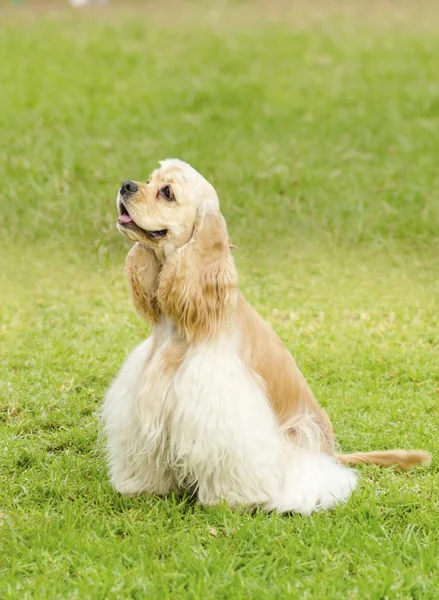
[337, 449, 431, 470]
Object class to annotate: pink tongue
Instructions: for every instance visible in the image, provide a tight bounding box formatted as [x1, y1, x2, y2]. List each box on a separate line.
[118, 214, 133, 224]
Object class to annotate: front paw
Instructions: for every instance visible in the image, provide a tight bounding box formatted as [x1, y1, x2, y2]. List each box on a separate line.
[112, 477, 144, 497]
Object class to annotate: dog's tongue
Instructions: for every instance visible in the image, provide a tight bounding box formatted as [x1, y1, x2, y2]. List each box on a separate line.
[118, 214, 132, 224]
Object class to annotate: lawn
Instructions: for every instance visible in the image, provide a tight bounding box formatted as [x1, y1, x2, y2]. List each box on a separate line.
[1, 1, 438, 598]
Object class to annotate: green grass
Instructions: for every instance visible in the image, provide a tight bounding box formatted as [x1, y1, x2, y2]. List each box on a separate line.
[1, 2, 439, 598]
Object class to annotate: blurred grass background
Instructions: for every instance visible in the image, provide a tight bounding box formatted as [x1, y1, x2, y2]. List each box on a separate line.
[1, 1, 438, 598]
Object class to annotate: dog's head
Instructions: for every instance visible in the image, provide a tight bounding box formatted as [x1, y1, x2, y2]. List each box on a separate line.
[116, 159, 219, 253]
[117, 159, 237, 341]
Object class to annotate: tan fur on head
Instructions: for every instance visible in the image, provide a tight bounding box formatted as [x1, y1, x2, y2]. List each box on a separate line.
[116, 158, 219, 255]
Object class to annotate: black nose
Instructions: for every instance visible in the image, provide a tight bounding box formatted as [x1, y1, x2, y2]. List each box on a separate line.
[120, 180, 138, 196]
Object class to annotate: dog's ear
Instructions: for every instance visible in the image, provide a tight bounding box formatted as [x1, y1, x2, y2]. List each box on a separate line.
[157, 203, 238, 342]
[126, 243, 161, 323]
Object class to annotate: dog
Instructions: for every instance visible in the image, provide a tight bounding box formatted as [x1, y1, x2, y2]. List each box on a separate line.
[102, 159, 431, 514]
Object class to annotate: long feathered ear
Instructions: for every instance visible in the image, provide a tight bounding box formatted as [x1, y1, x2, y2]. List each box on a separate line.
[157, 203, 238, 342]
[125, 243, 161, 323]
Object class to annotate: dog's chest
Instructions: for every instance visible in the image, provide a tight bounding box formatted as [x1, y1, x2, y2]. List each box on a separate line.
[137, 330, 252, 482]
[137, 336, 178, 433]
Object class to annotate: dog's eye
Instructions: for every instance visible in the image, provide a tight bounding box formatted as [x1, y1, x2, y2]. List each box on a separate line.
[160, 185, 174, 201]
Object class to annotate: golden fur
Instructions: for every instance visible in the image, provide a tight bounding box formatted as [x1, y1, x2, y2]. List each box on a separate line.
[117, 159, 431, 471]
[157, 209, 238, 342]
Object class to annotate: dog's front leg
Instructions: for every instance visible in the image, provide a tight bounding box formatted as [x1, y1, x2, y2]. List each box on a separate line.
[170, 345, 285, 509]
[103, 338, 178, 497]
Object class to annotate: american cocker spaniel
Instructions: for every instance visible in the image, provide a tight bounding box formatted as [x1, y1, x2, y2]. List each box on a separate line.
[103, 159, 431, 514]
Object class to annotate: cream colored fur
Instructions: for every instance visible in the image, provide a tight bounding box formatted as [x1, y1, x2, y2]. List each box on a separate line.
[102, 159, 431, 514]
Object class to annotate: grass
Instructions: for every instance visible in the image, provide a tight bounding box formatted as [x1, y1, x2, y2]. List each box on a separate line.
[1, 2, 438, 598]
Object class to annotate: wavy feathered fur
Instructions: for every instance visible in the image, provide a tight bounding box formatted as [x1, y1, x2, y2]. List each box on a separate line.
[103, 159, 431, 515]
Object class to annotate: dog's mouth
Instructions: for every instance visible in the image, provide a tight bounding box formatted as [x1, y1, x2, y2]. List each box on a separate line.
[117, 201, 168, 241]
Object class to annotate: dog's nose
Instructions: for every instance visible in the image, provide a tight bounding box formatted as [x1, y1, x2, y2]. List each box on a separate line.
[120, 180, 138, 196]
